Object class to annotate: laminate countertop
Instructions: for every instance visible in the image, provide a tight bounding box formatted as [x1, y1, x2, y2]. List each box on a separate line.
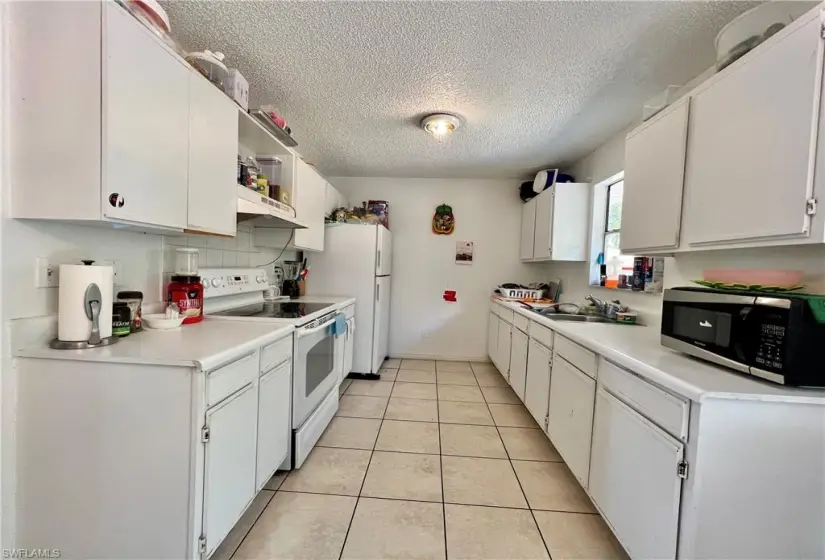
[494, 298, 825, 404]
[15, 318, 295, 372]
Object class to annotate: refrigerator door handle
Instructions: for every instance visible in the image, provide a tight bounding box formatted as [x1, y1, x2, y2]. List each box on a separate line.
[376, 284, 380, 301]
[377, 250, 382, 271]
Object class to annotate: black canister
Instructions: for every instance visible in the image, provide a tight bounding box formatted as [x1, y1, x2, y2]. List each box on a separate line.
[112, 302, 131, 337]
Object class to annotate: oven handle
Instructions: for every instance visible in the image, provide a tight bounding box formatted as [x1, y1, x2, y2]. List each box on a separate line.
[296, 315, 339, 339]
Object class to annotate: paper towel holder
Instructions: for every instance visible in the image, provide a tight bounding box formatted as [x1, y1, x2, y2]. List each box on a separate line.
[49, 282, 119, 350]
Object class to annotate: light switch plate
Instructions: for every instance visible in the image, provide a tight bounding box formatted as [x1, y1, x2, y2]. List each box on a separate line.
[35, 257, 58, 288]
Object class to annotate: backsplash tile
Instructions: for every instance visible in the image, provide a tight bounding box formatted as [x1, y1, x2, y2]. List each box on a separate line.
[162, 224, 297, 278]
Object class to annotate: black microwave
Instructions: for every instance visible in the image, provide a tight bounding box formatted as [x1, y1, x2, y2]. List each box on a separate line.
[661, 287, 825, 387]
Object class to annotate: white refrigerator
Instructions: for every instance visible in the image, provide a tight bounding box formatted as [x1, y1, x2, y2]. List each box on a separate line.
[306, 224, 392, 377]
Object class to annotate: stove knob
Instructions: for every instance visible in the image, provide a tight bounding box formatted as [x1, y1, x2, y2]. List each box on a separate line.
[257, 275, 266, 284]
[211, 278, 220, 287]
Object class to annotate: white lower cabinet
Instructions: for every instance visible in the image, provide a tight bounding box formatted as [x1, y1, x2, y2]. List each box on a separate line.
[497, 319, 512, 379]
[256, 361, 291, 491]
[487, 312, 499, 366]
[343, 317, 355, 379]
[547, 355, 596, 487]
[509, 328, 529, 399]
[589, 388, 684, 560]
[203, 383, 258, 556]
[524, 339, 552, 429]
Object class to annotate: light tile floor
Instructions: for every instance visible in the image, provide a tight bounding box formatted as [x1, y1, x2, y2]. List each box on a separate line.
[218, 360, 628, 560]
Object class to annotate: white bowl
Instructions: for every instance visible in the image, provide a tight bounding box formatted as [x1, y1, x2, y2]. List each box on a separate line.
[143, 314, 184, 330]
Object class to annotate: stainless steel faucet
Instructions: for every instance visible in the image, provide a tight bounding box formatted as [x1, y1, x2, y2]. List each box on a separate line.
[585, 294, 628, 319]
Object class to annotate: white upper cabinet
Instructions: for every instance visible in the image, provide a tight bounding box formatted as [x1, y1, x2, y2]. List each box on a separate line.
[621, 98, 690, 253]
[522, 183, 590, 262]
[9, 2, 239, 234]
[103, 3, 190, 229]
[520, 197, 538, 260]
[186, 73, 239, 236]
[292, 160, 327, 251]
[682, 13, 822, 249]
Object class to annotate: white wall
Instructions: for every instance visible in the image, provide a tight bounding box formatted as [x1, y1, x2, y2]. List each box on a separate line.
[330, 177, 551, 361]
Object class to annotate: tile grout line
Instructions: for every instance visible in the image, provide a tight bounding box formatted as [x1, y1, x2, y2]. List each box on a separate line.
[337, 371, 394, 560]
[437, 364, 448, 560]
[226, 488, 277, 559]
[479, 371, 555, 560]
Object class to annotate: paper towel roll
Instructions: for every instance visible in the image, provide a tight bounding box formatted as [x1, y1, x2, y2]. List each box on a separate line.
[57, 264, 114, 342]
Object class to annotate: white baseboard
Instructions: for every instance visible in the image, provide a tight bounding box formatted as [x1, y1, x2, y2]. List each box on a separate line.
[388, 353, 492, 363]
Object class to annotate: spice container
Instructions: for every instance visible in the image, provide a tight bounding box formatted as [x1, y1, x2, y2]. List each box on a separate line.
[117, 291, 143, 332]
[112, 302, 132, 337]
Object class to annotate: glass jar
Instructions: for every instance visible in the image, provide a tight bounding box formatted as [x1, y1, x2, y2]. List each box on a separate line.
[117, 291, 143, 332]
[175, 247, 200, 276]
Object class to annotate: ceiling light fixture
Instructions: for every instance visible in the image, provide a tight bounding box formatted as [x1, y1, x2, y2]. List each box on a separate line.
[421, 113, 462, 138]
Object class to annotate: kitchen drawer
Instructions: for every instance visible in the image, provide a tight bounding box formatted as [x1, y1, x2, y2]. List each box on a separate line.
[599, 359, 689, 441]
[529, 322, 554, 351]
[342, 304, 355, 319]
[207, 350, 259, 407]
[554, 335, 597, 379]
[261, 335, 292, 374]
[495, 304, 515, 324]
[513, 313, 530, 333]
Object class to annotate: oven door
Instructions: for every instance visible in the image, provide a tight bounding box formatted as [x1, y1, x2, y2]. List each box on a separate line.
[292, 314, 343, 427]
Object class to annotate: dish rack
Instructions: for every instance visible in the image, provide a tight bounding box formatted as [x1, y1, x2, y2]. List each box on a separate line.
[497, 287, 544, 300]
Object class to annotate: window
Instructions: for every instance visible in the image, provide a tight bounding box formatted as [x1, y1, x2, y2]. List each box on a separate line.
[601, 179, 635, 288]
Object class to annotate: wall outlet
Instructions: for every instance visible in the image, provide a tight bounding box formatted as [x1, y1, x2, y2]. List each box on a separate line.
[35, 257, 58, 288]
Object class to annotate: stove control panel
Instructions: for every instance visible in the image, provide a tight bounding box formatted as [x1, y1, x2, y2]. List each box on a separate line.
[200, 268, 269, 298]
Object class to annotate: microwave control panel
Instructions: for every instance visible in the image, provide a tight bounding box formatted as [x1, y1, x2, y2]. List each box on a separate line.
[754, 323, 786, 371]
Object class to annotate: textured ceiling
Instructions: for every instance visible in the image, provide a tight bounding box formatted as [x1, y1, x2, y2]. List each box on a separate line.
[162, 1, 759, 178]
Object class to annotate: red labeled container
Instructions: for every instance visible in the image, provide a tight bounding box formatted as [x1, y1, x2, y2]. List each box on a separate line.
[167, 275, 203, 324]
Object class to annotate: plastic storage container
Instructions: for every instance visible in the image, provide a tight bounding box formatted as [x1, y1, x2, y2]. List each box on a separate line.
[167, 276, 203, 325]
[117, 291, 143, 332]
[175, 247, 200, 276]
[185, 50, 228, 89]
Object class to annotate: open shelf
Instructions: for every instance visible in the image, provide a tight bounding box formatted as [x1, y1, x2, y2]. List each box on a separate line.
[236, 185, 306, 229]
[238, 109, 295, 157]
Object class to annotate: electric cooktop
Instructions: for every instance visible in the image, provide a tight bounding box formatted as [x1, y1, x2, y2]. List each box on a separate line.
[211, 301, 333, 319]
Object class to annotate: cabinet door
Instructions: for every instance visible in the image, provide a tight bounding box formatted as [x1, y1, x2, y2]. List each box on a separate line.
[510, 329, 529, 401]
[497, 320, 512, 379]
[532, 189, 554, 260]
[547, 355, 596, 487]
[103, 3, 189, 229]
[682, 16, 822, 247]
[293, 160, 326, 251]
[487, 312, 499, 365]
[589, 389, 684, 560]
[203, 383, 257, 556]
[524, 339, 552, 428]
[621, 98, 689, 252]
[256, 361, 291, 491]
[187, 73, 239, 236]
[520, 198, 537, 261]
[344, 318, 355, 378]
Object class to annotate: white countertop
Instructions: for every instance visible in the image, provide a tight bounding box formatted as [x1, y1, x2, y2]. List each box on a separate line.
[15, 318, 295, 372]
[495, 298, 825, 404]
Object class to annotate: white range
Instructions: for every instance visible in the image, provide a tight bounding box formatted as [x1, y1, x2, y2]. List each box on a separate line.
[201, 267, 355, 468]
